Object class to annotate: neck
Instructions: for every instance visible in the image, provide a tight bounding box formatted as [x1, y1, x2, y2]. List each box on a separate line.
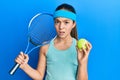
[53, 35, 73, 50]
[55, 35, 73, 43]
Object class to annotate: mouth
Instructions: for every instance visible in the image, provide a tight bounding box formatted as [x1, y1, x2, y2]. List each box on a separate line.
[59, 31, 65, 35]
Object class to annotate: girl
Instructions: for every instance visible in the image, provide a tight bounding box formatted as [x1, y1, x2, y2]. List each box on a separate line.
[15, 3, 92, 80]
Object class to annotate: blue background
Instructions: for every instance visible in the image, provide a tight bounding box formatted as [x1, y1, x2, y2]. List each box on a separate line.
[0, 0, 120, 80]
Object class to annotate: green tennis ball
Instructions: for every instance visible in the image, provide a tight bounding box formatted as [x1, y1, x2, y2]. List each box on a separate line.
[77, 38, 87, 50]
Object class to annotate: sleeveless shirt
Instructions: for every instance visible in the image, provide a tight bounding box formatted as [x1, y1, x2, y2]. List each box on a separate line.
[45, 38, 78, 80]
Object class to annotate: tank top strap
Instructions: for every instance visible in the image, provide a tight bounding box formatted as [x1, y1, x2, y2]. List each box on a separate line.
[72, 38, 77, 46]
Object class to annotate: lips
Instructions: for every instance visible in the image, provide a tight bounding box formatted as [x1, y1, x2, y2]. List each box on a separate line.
[59, 31, 65, 35]
[60, 31, 65, 33]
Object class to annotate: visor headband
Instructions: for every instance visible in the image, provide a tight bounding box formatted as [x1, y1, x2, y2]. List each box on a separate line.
[53, 10, 76, 21]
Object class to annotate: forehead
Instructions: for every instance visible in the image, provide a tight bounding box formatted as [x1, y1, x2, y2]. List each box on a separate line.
[55, 17, 72, 21]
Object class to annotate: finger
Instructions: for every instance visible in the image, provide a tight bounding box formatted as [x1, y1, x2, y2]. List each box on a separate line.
[15, 59, 21, 64]
[20, 51, 25, 58]
[82, 47, 87, 55]
[82, 47, 90, 60]
[24, 54, 29, 61]
[86, 42, 92, 52]
[16, 54, 25, 62]
[18, 54, 24, 61]
[15, 58, 23, 64]
[88, 42, 92, 49]
[85, 43, 89, 51]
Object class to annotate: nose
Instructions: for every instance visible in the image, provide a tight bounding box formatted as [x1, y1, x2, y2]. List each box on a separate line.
[59, 23, 64, 29]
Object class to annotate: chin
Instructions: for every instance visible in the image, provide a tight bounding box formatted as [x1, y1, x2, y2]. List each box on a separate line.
[58, 35, 67, 39]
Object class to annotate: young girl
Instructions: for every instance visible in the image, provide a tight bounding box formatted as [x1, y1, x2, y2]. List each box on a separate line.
[15, 3, 92, 80]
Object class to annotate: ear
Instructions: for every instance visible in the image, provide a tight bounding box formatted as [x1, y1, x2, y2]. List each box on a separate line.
[72, 22, 76, 28]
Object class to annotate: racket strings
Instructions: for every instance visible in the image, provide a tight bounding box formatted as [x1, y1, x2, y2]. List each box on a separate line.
[28, 14, 56, 46]
[30, 28, 56, 45]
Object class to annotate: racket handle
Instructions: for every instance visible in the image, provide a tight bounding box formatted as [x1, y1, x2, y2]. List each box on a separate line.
[9, 63, 20, 75]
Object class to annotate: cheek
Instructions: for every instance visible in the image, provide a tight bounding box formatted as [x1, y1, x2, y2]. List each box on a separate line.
[66, 26, 73, 33]
[68, 23, 74, 30]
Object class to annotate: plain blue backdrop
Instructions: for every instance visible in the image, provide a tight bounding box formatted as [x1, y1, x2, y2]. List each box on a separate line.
[0, 0, 120, 80]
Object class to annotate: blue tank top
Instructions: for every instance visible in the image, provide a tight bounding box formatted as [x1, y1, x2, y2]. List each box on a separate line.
[45, 38, 78, 80]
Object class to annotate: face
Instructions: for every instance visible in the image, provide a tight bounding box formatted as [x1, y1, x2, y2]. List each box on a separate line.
[54, 17, 76, 38]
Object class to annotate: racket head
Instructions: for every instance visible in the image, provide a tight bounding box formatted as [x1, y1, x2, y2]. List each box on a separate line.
[28, 13, 56, 46]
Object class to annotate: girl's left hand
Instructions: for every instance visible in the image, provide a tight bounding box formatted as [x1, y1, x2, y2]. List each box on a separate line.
[76, 41, 92, 65]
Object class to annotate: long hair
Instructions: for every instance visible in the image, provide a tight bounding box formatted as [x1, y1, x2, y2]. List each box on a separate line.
[55, 3, 78, 40]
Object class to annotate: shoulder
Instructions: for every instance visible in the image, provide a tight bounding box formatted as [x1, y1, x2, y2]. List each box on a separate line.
[73, 38, 78, 45]
[39, 44, 49, 56]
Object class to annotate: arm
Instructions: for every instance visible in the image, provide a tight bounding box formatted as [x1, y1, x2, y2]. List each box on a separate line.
[76, 42, 92, 80]
[15, 45, 48, 80]
[77, 61, 88, 80]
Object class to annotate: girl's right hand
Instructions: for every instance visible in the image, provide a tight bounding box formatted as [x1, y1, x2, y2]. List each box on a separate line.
[15, 52, 29, 69]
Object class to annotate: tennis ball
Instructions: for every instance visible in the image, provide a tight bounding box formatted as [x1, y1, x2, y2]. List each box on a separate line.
[77, 38, 87, 50]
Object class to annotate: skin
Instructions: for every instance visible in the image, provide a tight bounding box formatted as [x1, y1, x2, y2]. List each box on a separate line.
[15, 17, 92, 80]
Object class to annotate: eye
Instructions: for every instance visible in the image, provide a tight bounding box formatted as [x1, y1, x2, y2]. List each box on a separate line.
[55, 21, 60, 24]
[65, 21, 69, 24]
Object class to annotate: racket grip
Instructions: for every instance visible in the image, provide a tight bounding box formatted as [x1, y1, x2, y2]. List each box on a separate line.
[9, 63, 20, 75]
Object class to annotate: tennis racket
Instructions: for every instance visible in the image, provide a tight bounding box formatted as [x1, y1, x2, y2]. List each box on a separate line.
[9, 13, 56, 75]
